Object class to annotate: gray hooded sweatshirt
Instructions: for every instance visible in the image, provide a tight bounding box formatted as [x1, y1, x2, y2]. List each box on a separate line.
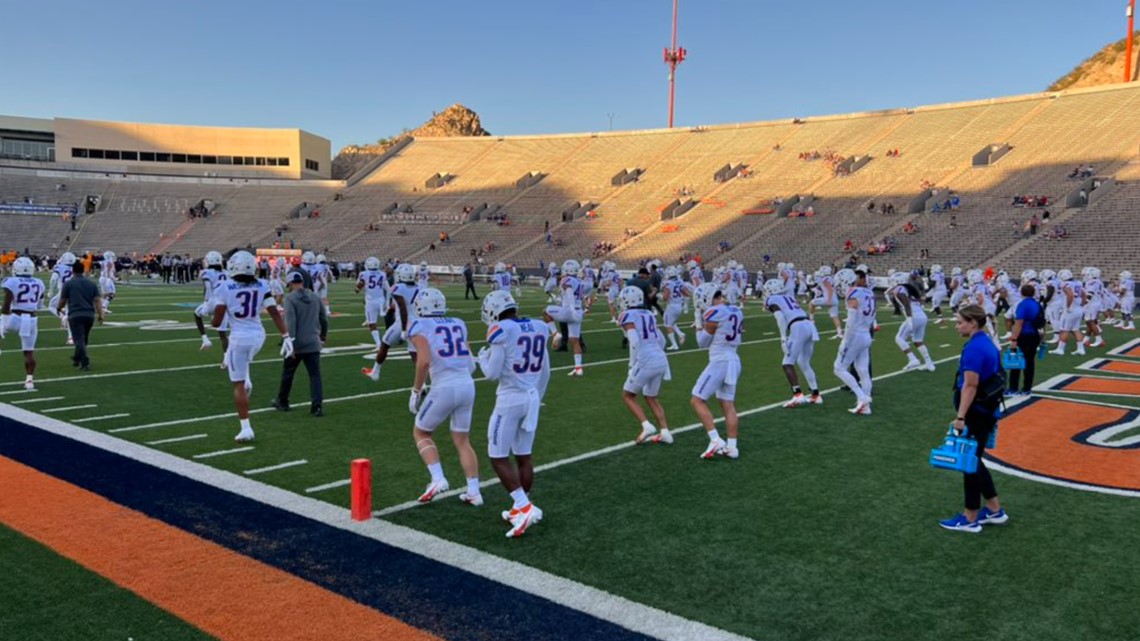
[285, 287, 328, 355]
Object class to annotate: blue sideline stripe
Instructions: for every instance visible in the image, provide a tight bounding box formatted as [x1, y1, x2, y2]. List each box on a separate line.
[0, 415, 655, 641]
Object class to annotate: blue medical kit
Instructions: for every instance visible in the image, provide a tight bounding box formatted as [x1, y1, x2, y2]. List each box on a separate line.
[1002, 347, 1026, 370]
[929, 425, 978, 474]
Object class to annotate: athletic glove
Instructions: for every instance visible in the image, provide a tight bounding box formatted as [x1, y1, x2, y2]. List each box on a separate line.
[0, 316, 6, 339]
[280, 335, 295, 358]
[409, 389, 422, 415]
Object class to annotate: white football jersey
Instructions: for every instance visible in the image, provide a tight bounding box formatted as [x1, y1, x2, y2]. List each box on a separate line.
[417, 266, 430, 288]
[689, 266, 705, 285]
[391, 282, 420, 329]
[201, 268, 228, 302]
[817, 276, 838, 305]
[217, 280, 273, 343]
[765, 293, 807, 335]
[494, 271, 512, 291]
[702, 304, 744, 361]
[409, 316, 474, 385]
[560, 275, 584, 309]
[486, 317, 550, 396]
[1084, 278, 1104, 304]
[845, 287, 876, 333]
[930, 272, 947, 291]
[664, 279, 690, 309]
[1120, 277, 1135, 297]
[357, 269, 389, 303]
[51, 264, 74, 293]
[3, 276, 45, 313]
[1062, 280, 1084, 309]
[972, 283, 994, 307]
[101, 260, 115, 280]
[620, 308, 668, 369]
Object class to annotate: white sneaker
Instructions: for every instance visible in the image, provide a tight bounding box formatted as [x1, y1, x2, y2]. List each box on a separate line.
[651, 430, 674, 445]
[1090, 337, 1104, 347]
[783, 393, 808, 408]
[1050, 348, 1065, 356]
[923, 362, 936, 371]
[807, 393, 824, 405]
[1047, 336, 1060, 344]
[666, 344, 680, 351]
[635, 423, 658, 444]
[551, 332, 563, 350]
[1075, 347, 1086, 356]
[418, 478, 450, 503]
[234, 428, 255, 443]
[567, 367, 583, 377]
[459, 492, 484, 507]
[831, 333, 843, 340]
[505, 503, 542, 538]
[903, 360, 923, 371]
[848, 400, 872, 415]
[200, 338, 213, 351]
[722, 446, 740, 459]
[361, 366, 380, 381]
[66, 337, 74, 345]
[678, 333, 686, 345]
[701, 438, 726, 459]
[23, 381, 35, 391]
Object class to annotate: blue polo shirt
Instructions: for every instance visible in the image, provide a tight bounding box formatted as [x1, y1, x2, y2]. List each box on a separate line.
[1015, 297, 1043, 336]
[957, 332, 1000, 391]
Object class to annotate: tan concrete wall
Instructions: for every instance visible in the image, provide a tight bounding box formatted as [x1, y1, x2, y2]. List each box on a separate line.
[53, 118, 330, 179]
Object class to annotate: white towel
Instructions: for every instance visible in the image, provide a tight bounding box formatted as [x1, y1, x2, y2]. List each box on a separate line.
[522, 388, 542, 432]
[19, 315, 35, 338]
[724, 357, 741, 386]
[663, 355, 672, 382]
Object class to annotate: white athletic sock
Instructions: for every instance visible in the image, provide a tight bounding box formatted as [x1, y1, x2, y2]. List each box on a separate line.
[239, 418, 251, 432]
[466, 477, 480, 496]
[325, 306, 331, 316]
[573, 354, 582, 368]
[641, 420, 655, 431]
[669, 333, 679, 348]
[25, 375, 33, 384]
[546, 320, 557, 334]
[918, 345, 932, 364]
[370, 329, 381, 346]
[707, 429, 721, 442]
[427, 462, 445, 482]
[727, 438, 738, 449]
[510, 488, 529, 509]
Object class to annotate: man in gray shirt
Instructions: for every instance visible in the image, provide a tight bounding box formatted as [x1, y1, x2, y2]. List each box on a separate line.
[273, 271, 328, 416]
[57, 261, 103, 371]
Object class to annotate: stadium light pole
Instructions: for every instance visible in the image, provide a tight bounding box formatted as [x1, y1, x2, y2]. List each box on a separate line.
[663, 0, 687, 128]
[1127, 0, 1137, 83]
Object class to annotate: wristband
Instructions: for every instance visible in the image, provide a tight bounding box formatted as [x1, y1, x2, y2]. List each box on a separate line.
[956, 416, 965, 421]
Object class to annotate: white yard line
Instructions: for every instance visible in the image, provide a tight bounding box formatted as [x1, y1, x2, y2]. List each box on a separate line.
[244, 460, 308, 475]
[146, 433, 208, 445]
[41, 404, 98, 413]
[305, 479, 352, 493]
[0, 404, 754, 641]
[0, 389, 32, 397]
[74, 413, 131, 423]
[192, 446, 255, 459]
[10, 396, 65, 405]
[375, 350, 965, 516]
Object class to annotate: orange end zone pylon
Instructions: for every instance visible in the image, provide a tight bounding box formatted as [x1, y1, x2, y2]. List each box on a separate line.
[351, 459, 372, 521]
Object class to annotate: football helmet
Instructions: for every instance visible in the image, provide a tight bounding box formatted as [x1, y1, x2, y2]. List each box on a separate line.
[1040, 269, 1056, 281]
[967, 269, 983, 286]
[1088, 267, 1102, 280]
[818, 265, 833, 277]
[301, 251, 316, 265]
[12, 257, 35, 277]
[413, 287, 447, 317]
[103, 251, 116, 263]
[951, 267, 963, 276]
[58, 252, 76, 266]
[761, 279, 784, 298]
[665, 266, 680, 280]
[419, 260, 428, 269]
[395, 263, 416, 283]
[227, 251, 257, 278]
[316, 254, 327, 264]
[931, 265, 943, 274]
[693, 282, 720, 312]
[364, 256, 381, 271]
[835, 269, 857, 288]
[494, 262, 506, 273]
[481, 290, 517, 325]
[686, 260, 698, 270]
[582, 258, 592, 268]
[205, 251, 224, 268]
[617, 286, 645, 311]
[1121, 270, 1133, 281]
[1058, 269, 1074, 282]
[562, 259, 580, 275]
[1021, 269, 1038, 283]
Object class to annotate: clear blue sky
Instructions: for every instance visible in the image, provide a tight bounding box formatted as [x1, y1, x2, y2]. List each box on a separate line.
[2, 0, 1129, 151]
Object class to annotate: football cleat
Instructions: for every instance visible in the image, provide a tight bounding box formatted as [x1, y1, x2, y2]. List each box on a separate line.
[505, 503, 543, 538]
[418, 478, 450, 503]
[848, 400, 872, 415]
[701, 438, 726, 459]
[362, 366, 380, 381]
[903, 360, 923, 371]
[722, 446, 740, 459]
[459, 492, 484, 507]
[200, 337, 213, 351]
[807, 393, 824, 405]
[666, 344, 680, 351]
[23, 381, 35, 392]
[783, 393, 808, 408]
[66, 337, 74, 345]
[635, 423, 658, 444]
[234, 429, 255, 443]
[567, 367, 583, 377]
[651, 430, 674, 445]
[922, 363, 936, 372]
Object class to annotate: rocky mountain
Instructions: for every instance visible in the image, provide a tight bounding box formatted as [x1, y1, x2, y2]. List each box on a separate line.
[1048, 32, 1140, 91]
[332, 104, 490, 179]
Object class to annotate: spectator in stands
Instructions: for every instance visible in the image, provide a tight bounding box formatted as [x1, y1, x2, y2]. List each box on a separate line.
[867, 202, 875, 212]
[1029, 214, 1039, 235]
[844, 239, 854, 253]
[429, 242, 436, 251]
[1042, 210, 1050, 222]
[397, 227, 408, 236]
[1079, 189, 1088, 205]
[950, 213, 957, 228]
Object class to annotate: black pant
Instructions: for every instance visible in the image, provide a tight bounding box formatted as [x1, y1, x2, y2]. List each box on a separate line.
[1007, 333, 1040, 393]
[962, 409, 999, 510]
[69, 315, 94, 367]
[277, 352, 323, 409]
[465, 281, 477, 299]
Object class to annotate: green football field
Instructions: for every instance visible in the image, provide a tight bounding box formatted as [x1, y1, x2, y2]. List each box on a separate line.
[2, 275, 1139, 641]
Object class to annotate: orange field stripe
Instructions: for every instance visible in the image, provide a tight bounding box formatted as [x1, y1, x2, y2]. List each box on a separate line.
[1062, 376, 1140, 397]
[991, 398, 1140, 491]
[1095, 360, 1140, 377]
[0, 455, 440, 641]
[1120, 344, 1140, 358]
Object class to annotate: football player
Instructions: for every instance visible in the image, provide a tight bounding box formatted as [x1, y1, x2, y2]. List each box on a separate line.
[354, 256, 389, 350]
[405, 288, 480, 506]
[661, 266, 691, 350]
[1081, 267, 1105, 348]
[211, 251, 291, 443]
[928, 265, 948, 323]
[1118, 270, 1135, 330]
[492, 262, 512, 292]
[99, 251, 116, 314]
[810, 266, 843, 339]
[47, 252, 76, 345]
[690, 282, 743, 459]
[1049, 269, 1086, 356]
[1, 257, 45, 390]
[763, 279, 822, 407]
[543, 259, 586, 376]
[417, 260, 431, 290]
[833, 269, 875, 415]
[477, 290, 550, 538]
[617, 286, 673, 445]
[363, 263, 419, 381]
[194, 251, 230, 353]
[315, 254, 333, 316]
[889, 272, 936, 371]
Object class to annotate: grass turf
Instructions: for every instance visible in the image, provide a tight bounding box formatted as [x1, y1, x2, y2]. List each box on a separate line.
[2, 275, 1138, 640]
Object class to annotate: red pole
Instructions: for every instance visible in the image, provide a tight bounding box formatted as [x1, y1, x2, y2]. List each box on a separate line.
[1127, 0, 1137, 83]
[664, 0, 686, 128]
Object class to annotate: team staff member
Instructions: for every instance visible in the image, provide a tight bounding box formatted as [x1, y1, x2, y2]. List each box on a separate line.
[941, 304, 1008, 533]
[1007, 284, 1042, 395]
[274, 272, 328, 417]
[57, 261, 103, 371]
[463, 262, 477, 300]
